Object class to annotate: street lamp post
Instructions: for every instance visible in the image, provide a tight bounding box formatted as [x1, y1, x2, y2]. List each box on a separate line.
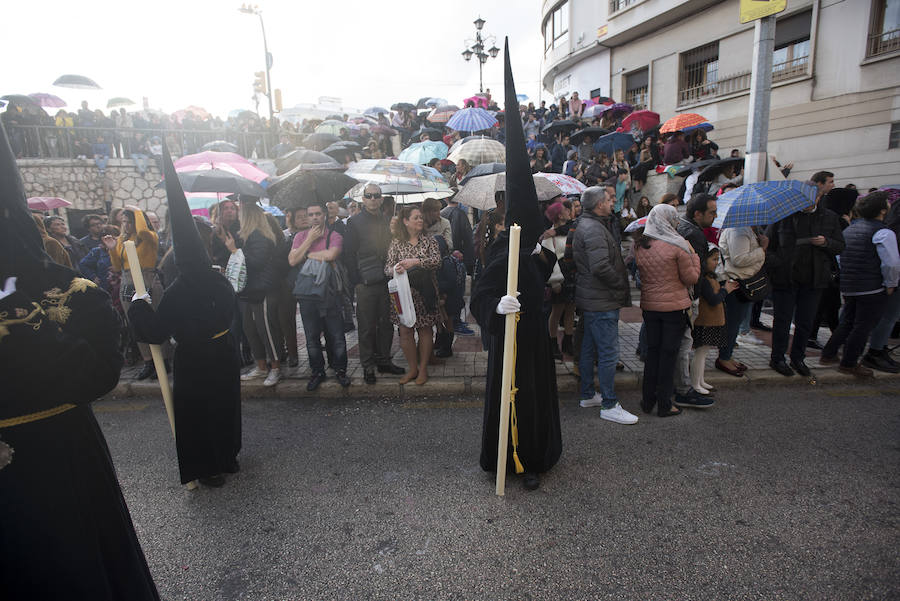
[461, 17, 500, 94]
[239, 4, 276, 136]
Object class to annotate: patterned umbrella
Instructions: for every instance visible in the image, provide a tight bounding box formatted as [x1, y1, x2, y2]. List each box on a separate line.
[345, 159, 453, 202]
[28, 93, 66, 108]
[533, 172, 587, 196]
[621, 110, 660, 132]
[660, 113, 709, 134]
[446, 107, 498, 132]
[624, 216, 649, 233]
[454, 173, 564, 210]
[447, 138, 506, 166]
[427, 105, 460, 124]
[398, 140, 449, 165]
[52, 74, 101, 89]
[715, 180, 817, 229]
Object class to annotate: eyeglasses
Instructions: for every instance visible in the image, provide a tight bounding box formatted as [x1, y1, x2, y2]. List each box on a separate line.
[363, 193, 382, 199]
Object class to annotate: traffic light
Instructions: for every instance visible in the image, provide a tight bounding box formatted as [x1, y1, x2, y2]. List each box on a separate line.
[253, 71, 267, 95]
[274, 89, 283, 112]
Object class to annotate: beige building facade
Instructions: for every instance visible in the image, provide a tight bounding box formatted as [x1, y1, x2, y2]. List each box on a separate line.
[541, 0, 900, 189]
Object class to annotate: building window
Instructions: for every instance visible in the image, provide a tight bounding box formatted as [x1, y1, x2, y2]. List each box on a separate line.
[773, 10, 811, 81]
[609, 0, 640, 14]
[868, 0, 900, 57]
[625, 68, 649, 110]
[890, 122, 900, 149]
[679, 42, 719, 105]
[543, 2, 569, 55]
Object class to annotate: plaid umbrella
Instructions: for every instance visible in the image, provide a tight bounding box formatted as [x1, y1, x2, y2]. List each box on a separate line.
[660, 113, 709, 134]
[446, 107, 498, 132]
[533, 172, 587, 196]
[398, 140, 449, 164]
[715, 180, 817, 229]
[447, 138, 506, 166]
[427, 105, 460, 123]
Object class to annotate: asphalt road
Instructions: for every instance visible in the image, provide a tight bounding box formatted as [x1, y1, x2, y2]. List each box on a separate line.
[96, 381, 900, 601]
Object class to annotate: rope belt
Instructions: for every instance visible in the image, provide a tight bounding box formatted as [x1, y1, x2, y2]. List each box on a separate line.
[509, 312, 524, 474]
[211, 328, 230, 340]
[0, 403, 77, 429]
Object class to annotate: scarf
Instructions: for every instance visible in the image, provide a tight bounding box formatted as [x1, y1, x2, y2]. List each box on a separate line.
[644, 204, 692, 254]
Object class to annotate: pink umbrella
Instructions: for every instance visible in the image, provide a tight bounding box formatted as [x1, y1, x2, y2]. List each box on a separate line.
[27, 197, 72, 211]
[463, 95, 489, 109]
[174, 151, 269, 184]
[28, 93, 67, 108]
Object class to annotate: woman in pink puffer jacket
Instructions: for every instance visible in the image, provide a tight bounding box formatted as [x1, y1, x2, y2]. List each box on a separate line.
[636, 204, 700, 417]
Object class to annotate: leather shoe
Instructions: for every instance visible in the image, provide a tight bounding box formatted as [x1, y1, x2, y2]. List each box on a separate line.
[770, 359, 795, 376]
[307, 372, 327, 391]
[522, 472, 540, 491]
[136, 362, 154, 380]
[199, 474, 226, 487]
[434, 348, 453, 358]
[807, 340, 824, 350]
[336, 371, 351, 387]
[363, 368, 376, 384]
[715, 358, 744, 377]
[790, 360, 811, 377]
[377, 363, 405, 375]
[751, 321, 773, 332]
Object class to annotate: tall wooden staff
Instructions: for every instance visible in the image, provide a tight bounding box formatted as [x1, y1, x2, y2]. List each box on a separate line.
[495, 224, 521, 496]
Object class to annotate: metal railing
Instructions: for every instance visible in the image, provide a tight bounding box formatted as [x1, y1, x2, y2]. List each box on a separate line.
[625, 87, 648, 111]
[4, 125, 292, 160]
[609, 0, 640, 14]
[678, 55, 808, 106]
[867, 28, 900, 57]
[772, 54, 809, 81]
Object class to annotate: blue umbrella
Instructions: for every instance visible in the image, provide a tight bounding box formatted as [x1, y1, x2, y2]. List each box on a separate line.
[397, 140, 449, 165]
[446, 107, 498, 132]
[363, 106, 389, 117]
[682, 122, 715, 134]
[716, 180, 817, 229]
[593, 131, 636, 156]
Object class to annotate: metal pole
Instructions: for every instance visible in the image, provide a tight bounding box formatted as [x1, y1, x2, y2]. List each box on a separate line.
[258, 12, 276, 137]
[479, 60, 483, 94]
[744, 15, 775, 184]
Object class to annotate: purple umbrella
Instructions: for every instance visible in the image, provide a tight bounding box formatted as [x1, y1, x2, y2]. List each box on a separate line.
[28, 93, 66, 108]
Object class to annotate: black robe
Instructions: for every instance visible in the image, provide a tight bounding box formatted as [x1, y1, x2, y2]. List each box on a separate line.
[0, 266, 159, 600]
[128, 269, 241, 484]
[471, 240, 562, 474]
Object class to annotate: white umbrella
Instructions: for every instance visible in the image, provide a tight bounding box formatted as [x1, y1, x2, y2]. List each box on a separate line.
[447, 138, 506, 166]
[454, 173, 563, 211]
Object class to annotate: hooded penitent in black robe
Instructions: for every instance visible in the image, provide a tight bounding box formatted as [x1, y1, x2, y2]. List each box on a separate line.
[471, 39, 562, 475]
[127, 144, 241, 484]
[0, 123, 160, 600]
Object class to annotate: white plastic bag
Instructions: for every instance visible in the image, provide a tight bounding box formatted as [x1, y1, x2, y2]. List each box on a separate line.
[225, 249, 247, 293]
[388, 267, 417, 328]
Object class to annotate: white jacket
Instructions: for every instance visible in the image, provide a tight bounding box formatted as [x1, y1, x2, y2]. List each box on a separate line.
[719, 227, 765, 280]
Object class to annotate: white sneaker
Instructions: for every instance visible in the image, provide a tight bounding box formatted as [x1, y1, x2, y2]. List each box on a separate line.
[263, 368, 281, 387]
[241, 366, 266, 381]
[579, 393, 604, 408]
[736, 333, 765, 346]
[600, 403, 639, 425]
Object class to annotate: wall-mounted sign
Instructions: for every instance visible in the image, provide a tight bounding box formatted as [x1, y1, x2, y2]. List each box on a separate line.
[739, 0, 787, 24]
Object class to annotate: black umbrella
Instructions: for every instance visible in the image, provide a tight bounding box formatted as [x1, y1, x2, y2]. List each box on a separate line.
[274, 149, 339, 175]
[0, 94, 38, 107]
[269, 170, 358, 212]
[458, 162, 506, 185]
[325, 114, 344, 121]
[391, 102, 416, 112]
[414, 127, 443, 142]
[52, 74, 101, 89]
[322, 144, 357, 161]
[416, 97, 435, 109]
[332, 140, 362, 150]
[200, 140, 239, 153]
[301, 132, 341, 151]
[569, 127, 610, 145]
[173, 169, 267, 197]
[541, 119, 578, 135]
[696, 157, 744, 181]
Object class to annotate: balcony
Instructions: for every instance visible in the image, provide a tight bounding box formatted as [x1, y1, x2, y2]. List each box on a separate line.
[867, 28, 900, 58]
[608, 0, 641, 15]
[677, 55, 809, 107]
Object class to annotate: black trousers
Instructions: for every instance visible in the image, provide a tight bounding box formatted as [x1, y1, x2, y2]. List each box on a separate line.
[770, 287, 822, 364]
[823, 292, 888, 367]
[642, 310, 686, 414]
[355, 281, 394, 369]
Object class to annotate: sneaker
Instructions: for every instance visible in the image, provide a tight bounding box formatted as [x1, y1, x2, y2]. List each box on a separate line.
[736, 332, 765, 346]
[306, 372, 326, 391]
[674, 391, 715, 408]
[579, 393, 604, 408]
[240, 366, 266, 381]
[600, 403, 639, 425]
[263, 368, 281, 387]
[454, 323, 475, 336]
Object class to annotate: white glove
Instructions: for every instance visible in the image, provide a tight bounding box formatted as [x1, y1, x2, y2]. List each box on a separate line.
[132, 292, 151, 303]
[495, 293, 521, 315]
[532, 242, 542, 255]
[0, 277, 17, 301]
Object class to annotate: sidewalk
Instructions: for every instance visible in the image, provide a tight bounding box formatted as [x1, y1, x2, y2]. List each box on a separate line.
[112, 293, 900, 399]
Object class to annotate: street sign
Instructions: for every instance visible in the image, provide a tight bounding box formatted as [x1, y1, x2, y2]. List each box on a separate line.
[740, 0, 786, 24]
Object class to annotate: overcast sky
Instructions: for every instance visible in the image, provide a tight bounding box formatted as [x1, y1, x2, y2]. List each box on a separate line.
[6, 0, 544, 118]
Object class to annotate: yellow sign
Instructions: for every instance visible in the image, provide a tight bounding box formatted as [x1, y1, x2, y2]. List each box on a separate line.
[740, 0, 787, 24]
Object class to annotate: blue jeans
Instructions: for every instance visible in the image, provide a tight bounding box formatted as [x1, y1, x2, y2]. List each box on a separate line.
[719, 291, 751, 361]
[298, 299, 347, 373]
[131, 152, 148, 174]
[869, 289, 900, 350]
[579, 309, 619, 408]
[94, 155, 108, 171]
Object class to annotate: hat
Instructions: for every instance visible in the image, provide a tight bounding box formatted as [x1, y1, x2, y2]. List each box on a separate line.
[162, 143, 211, 275]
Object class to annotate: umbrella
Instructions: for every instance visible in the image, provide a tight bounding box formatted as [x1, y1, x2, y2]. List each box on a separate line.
[604, 102, 634, 117]
[301, 132, 341, 151]
[533, 173, 587, 196]
[269, 169, 357, 211]
[593, 131, 637, 156]
[448, 134, 494, 154]
[173, 105, 211, 122]
[343, 181, 450, 205]
[52, 74, 101, 89]
[261, 204, 284, 217]
[447, 138, 506, 166]
[462, 95, 489, 109]
[414, 127, 443, 142]
[425, 98, 447, 108]
[569, 127, 610, 145]
[322, 144, 357, 162]
[324, 114, 344, 121]
[315, 120, 351, 136]
[274, 149, 343, 175]
[27, 197, 72, 211]
[446, 107, 498, 132]
[29, 93, 66, 108]
[682, 122, 714, 134]
[877, 185, 900, 205]
[582, 105, 609, 120]
[174, 169, 267, 197]
[454, 173, 564, 210]
[427, 105, 460, 124]
[106, 97, 136, 109]
[391, 102, 416, 112]
[363, 106, 389, 117]
[541, 119, 578, 135]
[345, 159, 453, 202]
[621, 110, 660, 132]
[458, 162, 505, 185]
[199, 140, 239, 153]
[174, 151, 269, 185]
[714, 180, 817, 229]
[660, 113, 709, 134]
[624, 216, 649, 233]
[0, 94, 37, 107]
[416, 97, 434, 109]
[369, 124, 397, 136]
[398, 140, 449, 165]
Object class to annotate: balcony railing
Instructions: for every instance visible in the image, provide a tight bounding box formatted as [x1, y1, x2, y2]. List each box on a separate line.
[867, 28, 900, 58]
[772, 54, 809, 82]
[609, 0, 640, 15]
[678, 55, 809, 106]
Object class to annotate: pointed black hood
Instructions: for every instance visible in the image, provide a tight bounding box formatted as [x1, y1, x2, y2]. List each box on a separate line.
[0, 122, 49, 278]
[163, 143, 211, 275]
[503, 38, 544, 253]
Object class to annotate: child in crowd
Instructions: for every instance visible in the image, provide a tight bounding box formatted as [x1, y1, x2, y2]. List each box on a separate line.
[691, 244, 738, 394]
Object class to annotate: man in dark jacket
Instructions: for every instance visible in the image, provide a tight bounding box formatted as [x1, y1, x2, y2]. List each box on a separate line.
[342, 183, 404, 384]
[440, 196, 475, 336]
[550, 134, 572, 173]
[572, 186, 637, 424]
[765, 172, 844, 377]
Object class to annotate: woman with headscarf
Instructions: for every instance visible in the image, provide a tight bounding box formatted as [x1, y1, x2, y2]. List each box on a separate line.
[635, 204, 700, 417]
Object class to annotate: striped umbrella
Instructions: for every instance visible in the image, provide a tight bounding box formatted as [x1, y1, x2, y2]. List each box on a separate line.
[427, 105, 460, 123]
[447, 138, 506, 166]
[715, 180, 817, 229]
[446, 107, 498, 132]
[660, 113, 709, 134]
[533, 172, 587, 196]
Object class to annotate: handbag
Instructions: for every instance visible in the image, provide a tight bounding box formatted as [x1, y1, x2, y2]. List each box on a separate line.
[225, 249, 247, 293]
[357, 254, 386, 285]
[737, 268, 770, 303]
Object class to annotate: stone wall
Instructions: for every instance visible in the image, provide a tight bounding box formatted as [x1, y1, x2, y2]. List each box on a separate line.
[17, 158, 169, 224]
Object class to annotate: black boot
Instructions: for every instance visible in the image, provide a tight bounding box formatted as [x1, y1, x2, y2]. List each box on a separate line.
[550, 337, 562, 361]
[862, 349, 900, 373]
[561, 334, 573, 356]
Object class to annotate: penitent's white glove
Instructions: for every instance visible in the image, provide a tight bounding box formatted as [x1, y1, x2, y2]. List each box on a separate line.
[132, 292, 151, 303]
[0, 277, 17, 301]
[532, 242, 542, 255]
[495, 293, 521, 315]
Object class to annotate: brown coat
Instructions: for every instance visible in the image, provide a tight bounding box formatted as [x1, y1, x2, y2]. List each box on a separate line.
[32, 214, 72, 268]
[695, 275, 726, 327]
